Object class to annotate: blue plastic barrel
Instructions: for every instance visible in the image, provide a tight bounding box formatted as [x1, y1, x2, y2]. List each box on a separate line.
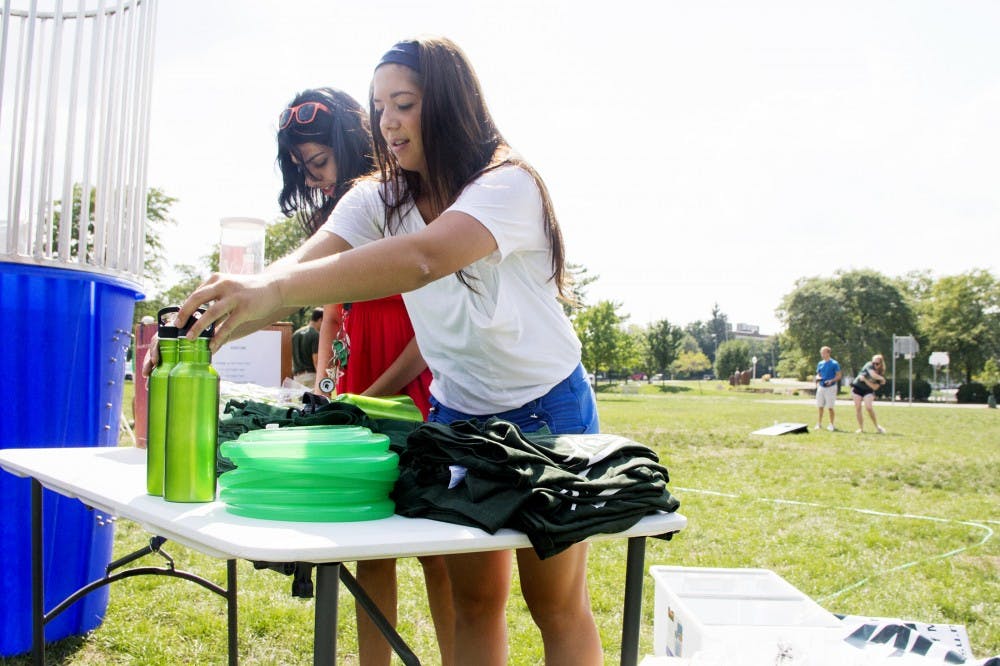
[0, 262, 143, 656]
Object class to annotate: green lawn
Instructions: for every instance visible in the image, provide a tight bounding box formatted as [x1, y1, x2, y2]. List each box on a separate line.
[2, 381, 997, 664]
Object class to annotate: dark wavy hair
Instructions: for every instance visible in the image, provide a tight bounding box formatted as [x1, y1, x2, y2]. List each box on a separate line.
[370, 37, 568, 296]
[277, 87, 374, 235]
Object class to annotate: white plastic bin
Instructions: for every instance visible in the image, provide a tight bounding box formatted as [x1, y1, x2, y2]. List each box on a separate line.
[651, 566, 843, 658]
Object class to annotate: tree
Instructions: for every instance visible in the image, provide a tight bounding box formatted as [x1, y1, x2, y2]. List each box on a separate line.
[673, 350, 712, 379]
[778, 269, 917, 377]
[708, 303, 730, 355]
[917, 270, 1000, 383]
[684, 321, 713, 362]
[685, 304, 730, 364]
[134, 264, 207, 324]
[574, 300, 629, 381]
[52, 184, 177, 290]
[563, 262, 598, 317]
[646, 318, 684, 379]
[715, 339, 751, 379]
[265, 213, 310, 264]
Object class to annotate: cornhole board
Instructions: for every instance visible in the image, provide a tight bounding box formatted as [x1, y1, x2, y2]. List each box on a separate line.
[751, 422, 809, 436]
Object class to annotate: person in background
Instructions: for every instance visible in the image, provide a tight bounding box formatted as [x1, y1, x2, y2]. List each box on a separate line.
[273, 87, 451, 666]
[291, 307, 323, 386]
[174, 37, 602, 664]
[814, 345, 842, 431]
[851, 353, 888, 434]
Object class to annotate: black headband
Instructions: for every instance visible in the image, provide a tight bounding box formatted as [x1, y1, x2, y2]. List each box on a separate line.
[377, 41, 420, 72]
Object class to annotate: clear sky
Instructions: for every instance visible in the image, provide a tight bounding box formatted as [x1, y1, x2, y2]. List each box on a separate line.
[148, 0, 1000, 335]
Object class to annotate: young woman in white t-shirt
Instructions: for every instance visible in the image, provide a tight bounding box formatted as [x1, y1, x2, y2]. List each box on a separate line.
[178, 36, 601, 664]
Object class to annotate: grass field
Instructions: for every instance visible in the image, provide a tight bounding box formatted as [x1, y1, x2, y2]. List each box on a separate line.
[2, 380, 997, 664]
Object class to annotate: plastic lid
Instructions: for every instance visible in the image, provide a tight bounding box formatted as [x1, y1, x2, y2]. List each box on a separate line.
[157, 306, 180, 338]
[176, 307, 212, 338]
[219, 483, 390, 507]
[235, 425, 380, 443]
[221, 452, 400, 477]
[221, 426, 390, 460]
[224, 498, 395, 522]
[219, 467, 399, 488]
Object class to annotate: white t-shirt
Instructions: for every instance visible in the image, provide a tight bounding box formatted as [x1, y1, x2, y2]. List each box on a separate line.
[322, 165, 581, 413]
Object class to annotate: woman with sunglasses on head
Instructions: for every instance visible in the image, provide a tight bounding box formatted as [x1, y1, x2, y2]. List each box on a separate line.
[177, 37, 602, 664]
[274, 87, 453, 666]
[851, 353, 888, 433]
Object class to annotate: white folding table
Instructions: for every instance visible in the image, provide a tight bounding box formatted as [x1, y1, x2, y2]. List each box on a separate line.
[0, 446, 686, 665]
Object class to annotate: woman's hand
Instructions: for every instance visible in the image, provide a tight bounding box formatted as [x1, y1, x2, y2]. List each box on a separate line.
[177, 272, 286, 352]
[141, 335, 160, 378]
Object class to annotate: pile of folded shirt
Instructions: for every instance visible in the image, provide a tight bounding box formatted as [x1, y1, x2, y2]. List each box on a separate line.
[392, 418, 680, 558]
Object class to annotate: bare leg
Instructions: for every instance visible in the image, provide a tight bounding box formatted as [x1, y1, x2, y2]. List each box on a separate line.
[356, 559, 397, 666]
[854, 394, 865, 431]
[444, 550, 512, 666]
[865, 397, 882, 431]
[418, 555, 456, 666]
[517, 543, 602, 666]
[829, 407, 836, 428]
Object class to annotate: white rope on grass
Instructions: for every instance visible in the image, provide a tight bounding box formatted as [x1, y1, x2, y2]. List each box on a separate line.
[673, 486, 994, 603]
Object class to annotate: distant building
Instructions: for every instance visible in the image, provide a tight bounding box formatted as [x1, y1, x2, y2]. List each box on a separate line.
[729, 322, 770, 342]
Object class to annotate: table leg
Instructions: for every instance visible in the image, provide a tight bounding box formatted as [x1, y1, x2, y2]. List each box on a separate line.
[227, 559, 239, 666]
[313, 563, 340, 666]
[620, 535, 647, 666]
[31, 479, 44, 666]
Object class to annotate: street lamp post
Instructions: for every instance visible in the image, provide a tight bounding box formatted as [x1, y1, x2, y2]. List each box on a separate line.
[751, 356, 758, 380]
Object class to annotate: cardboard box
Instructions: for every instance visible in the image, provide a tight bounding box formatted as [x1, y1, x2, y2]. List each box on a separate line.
[651, 566, 843, 658]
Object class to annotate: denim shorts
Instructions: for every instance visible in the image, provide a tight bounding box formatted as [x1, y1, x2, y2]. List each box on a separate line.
[427, 363, 599, 435]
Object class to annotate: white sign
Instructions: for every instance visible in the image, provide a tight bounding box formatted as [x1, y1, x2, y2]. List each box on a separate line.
[893, 335, 919, 357]
[929, 351, 950, 367]
[212, 329, 283, 386]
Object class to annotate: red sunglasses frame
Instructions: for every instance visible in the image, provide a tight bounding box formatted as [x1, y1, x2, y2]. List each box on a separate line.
[278, 102, 331, 130]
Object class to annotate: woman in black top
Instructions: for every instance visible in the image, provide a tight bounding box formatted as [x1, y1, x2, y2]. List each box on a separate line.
[851, 354, 887, 433]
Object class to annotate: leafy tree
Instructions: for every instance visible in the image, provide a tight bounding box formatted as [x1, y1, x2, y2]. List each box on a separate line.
[776, 331, 811, 380]
[708, 303, 730, 353]
[619, 324, 645, 378]
[685, 304, 730, 364]
[266, 213, 310, 264]
[684, 321, 713, 362]
[574, 300, 629, 382]
[917, 270, 1000, 383]
[679, 332, 702, 354]
[52, 184, 177, 290]
[646, 318, 684, 379]
[672, 350, 712, 379]
[778, 269, 917, 377]
[134, 264, 207, 324]
[563, 262, 599, 317]
[715, 339, 751, 379]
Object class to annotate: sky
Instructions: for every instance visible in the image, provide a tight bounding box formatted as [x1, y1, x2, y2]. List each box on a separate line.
[147, 0, 1000, 335]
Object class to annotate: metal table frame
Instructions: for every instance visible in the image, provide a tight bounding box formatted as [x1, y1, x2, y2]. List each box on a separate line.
[1, 447, 686, 665]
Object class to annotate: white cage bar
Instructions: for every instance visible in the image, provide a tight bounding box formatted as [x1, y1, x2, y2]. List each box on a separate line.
[1, 0, 157, 284]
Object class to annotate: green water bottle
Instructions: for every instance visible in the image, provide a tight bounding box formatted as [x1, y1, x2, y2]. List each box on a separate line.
[163, 314, 219, 503]
[146, 307, 180, 496]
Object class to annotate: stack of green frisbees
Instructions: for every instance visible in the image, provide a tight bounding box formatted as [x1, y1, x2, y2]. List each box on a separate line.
[219, 425, 399, 522]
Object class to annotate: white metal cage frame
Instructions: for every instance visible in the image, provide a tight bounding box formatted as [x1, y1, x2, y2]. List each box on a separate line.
[1, 0, 157, 285]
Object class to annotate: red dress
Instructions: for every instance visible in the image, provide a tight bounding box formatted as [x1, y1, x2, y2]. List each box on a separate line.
[335, 294, 432, 418]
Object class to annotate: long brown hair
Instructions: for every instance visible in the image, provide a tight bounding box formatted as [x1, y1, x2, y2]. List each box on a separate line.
[370, 36, 568, 296]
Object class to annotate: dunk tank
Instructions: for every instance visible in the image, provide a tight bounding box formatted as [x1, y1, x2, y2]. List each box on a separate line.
[0, 0, 158, 655]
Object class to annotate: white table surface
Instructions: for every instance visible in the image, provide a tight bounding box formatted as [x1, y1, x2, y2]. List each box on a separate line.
[0, 446, 687, 563]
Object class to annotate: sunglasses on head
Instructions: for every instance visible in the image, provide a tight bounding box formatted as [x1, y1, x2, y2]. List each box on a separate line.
[278, 102, 331, 130]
